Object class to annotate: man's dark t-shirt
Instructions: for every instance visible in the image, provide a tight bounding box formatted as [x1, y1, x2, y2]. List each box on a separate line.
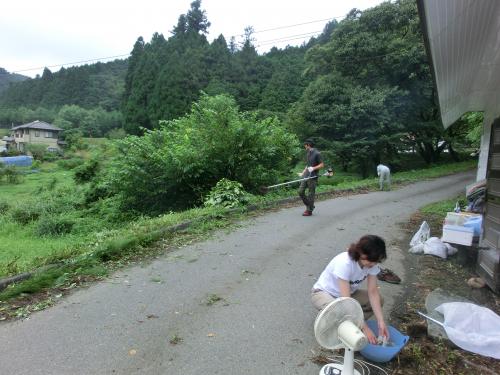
[306, 148, 322, 178]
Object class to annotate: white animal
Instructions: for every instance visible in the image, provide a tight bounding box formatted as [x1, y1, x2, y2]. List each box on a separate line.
[377, 164, 391, 190]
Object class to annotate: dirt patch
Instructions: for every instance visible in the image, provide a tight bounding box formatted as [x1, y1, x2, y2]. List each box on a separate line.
[388, 212, 500, 375]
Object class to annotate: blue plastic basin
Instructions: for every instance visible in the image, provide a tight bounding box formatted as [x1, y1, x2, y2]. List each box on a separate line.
[359, 320, 409, 363]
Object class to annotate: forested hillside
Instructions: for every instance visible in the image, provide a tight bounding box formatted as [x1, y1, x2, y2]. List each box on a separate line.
[0, 60, 127, 111]
[0, 68, 29, 95]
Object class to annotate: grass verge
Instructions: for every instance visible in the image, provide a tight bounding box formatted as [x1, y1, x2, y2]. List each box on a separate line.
[0, 160, 476, 318]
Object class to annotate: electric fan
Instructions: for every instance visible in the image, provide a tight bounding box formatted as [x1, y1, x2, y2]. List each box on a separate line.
[314, 297, 368, 375]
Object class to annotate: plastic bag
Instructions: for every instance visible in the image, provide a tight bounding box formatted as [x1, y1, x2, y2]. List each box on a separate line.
[444, 242, 458, 256]
[463, 216, 482, 236]
[435, 302, 500, 359]
[409, 243, 425, 254]
[409, 221, 430, 248]
[423, 237, 448, 258]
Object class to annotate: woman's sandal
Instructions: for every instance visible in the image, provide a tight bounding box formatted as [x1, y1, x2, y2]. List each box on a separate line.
[377, 268, 401, 284]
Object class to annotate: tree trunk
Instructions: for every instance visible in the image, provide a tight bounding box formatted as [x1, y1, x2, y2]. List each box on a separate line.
[448, 143, 460, 161]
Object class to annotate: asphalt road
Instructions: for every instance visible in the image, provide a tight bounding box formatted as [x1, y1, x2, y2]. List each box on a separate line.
[0, 171, 474, 375]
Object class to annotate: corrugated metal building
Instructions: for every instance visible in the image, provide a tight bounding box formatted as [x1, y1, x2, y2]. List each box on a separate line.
[417, 0, 500, 292]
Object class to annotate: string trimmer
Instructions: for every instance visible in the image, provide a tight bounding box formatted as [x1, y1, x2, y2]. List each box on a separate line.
[260, 168, 334, 193]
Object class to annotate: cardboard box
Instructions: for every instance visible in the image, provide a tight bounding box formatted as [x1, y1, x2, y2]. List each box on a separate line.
[444, 212, 481, 226]
[442, 224, 475, 246]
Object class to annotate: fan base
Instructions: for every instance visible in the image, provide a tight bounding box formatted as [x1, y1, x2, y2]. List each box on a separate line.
[320, 363, 361, 375]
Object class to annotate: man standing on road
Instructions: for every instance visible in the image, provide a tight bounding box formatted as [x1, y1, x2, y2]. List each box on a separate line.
[377, 164, 391, 191]
[298, 139, 324, 216]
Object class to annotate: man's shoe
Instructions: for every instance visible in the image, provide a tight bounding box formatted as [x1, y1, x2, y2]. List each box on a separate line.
[302, 210, 312, 216]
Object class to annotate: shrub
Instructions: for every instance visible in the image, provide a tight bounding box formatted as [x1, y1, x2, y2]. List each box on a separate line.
[47, 177, 58, 190]
[31, 160, 41, 169]
[106, 128, 127, 139]
[104, 93, 300, 214]
[36, 214, 75, 236]
[42, 152, 59, 162]
[57, 157, 84, 170]
[26, 144, 48, 161]
[9, 186, 83, 224]
[0, 201, 9, 215]
[0, 165, 22, 184]
[4, 149, 22, 156]
[74, 159, 99, 184]
[10, 205, 41, 224]
[204, 179, 250, 208]
[84, 194, 129, 224]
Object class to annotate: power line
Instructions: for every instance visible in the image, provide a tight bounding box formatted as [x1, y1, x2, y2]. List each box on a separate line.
[2, 14, 350, 76]
[232, 16, 341, 37]
[3, 16, 344, 75]
[256, 30, 323, 46]
[7, 54, 130, 75]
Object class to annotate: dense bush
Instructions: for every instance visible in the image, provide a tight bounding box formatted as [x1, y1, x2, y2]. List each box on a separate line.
[57, 157, 85, 170]
[42, 152, 60, 162]
[204, 178, 251, 208]
[0, 200, 9, 215]
[74, 159, 99, 184]
[9, 186, 83, 224]
[26, 144, 49, 161]
[10, 204, 41, 224]
[31, 160, 41, 169]
[103, 94, 300, 214]
[36, 214, 75, 236]
[0, 149, 22, 157]
[0, 165, 21, 184]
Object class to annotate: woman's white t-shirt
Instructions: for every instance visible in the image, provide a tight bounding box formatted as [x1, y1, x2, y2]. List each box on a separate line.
[313, 252, 380, 297]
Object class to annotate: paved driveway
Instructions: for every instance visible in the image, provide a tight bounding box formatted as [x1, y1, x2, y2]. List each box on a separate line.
[0, 171, 474, 374]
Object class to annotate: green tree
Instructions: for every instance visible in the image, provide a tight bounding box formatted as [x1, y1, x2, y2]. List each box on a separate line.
[103, 94, 300, 214]
[185, 0, 210, 34]
[26, 144, 49, 161]
[259, 46, 308, 114]
[289, 73, 405, 176]
[232, 29, 272, 111]
[290, 0, 454, 172]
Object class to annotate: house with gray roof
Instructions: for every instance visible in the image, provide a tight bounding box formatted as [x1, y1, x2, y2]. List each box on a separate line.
[6, 120, 65, 152]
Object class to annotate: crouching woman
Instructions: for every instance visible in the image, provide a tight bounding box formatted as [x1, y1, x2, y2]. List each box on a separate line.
[311, 234, 389, 343]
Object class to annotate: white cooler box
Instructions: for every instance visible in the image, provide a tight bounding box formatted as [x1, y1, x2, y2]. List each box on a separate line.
[442, 224, 475, 246]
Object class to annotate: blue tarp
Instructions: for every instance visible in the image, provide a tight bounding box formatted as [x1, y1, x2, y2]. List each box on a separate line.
[0, 156, 33, 167]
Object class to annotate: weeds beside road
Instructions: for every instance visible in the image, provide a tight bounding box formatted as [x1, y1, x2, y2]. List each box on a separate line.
[0, 161, 475, 318]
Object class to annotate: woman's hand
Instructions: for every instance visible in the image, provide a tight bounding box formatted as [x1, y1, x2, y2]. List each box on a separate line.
[362, 323, 377, 344]
[378, 320, 390, 341]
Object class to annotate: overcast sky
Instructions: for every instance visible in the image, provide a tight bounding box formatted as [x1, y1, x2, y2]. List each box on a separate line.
[1, 0, 384, 78]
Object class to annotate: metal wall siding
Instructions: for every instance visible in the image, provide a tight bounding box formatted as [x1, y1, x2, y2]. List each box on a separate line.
[488, 179, 500, 197]
[423, 0, 500, 127]
[491, 155, 500, 170]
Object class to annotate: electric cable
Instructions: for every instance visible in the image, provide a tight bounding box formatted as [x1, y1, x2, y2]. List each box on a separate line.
[256, 30, 323, 46]
[232, 16, 341, 37]
[3, 15, 342, 76]
[4, 54, 131, 75]
[2, 11, 403, 76]
[323, 354, 390, 375]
